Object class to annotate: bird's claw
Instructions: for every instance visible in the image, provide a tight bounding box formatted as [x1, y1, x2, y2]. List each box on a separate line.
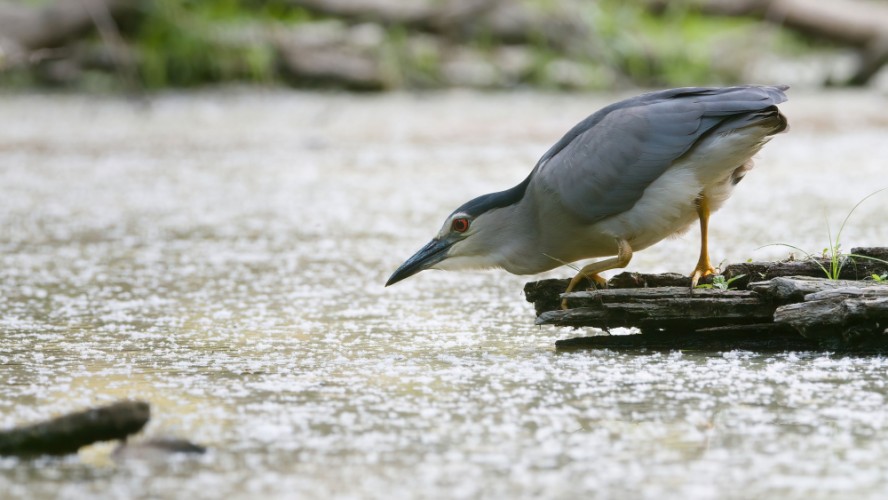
[560, 274, 607, 310]
[689, 266, 717, 289]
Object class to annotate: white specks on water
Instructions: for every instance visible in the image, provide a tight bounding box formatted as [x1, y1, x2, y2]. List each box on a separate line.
[1, 89, 888, 499]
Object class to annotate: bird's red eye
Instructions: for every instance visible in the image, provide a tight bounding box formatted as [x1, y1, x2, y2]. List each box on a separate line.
[451, 217, 470, 233]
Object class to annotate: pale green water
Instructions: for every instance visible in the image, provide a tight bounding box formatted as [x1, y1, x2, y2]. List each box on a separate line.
[1, 89, 888, 499]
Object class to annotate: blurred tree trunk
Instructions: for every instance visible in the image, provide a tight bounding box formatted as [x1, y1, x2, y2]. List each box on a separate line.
[647, 0, 888, 85]
[0, 0, 139, 56]
[0, 0, 142, 85]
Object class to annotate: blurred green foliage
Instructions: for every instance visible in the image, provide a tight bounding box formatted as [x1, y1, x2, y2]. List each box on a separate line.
[592, 1, 740, 85]
[2, 0, 818, 90]
[134, 0, 304, 87]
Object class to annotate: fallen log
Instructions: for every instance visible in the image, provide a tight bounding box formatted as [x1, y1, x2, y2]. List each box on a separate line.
[523, 250, 888, 316]
[538, 287, 775, 332]
[721, 248, 888, 289]
[749, 275, 879, 304]
[0, 401, 150, 457]
[774, 287, 888, 346]
[525, 247, 888, 350]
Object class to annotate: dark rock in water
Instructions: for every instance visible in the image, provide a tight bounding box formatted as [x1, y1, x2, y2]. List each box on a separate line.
[0, 401, 150, 457]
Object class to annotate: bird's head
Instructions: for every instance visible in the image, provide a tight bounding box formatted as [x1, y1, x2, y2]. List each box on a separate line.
[385, 210, 487, 287]
[385, 173, 533, 287]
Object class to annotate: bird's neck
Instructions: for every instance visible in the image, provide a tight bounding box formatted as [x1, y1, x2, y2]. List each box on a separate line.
[478, 195, 552, 275]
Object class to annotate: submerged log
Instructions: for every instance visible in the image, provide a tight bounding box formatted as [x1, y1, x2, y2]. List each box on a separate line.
[525, 247, 888, 350]
[0, 401, 150, 457]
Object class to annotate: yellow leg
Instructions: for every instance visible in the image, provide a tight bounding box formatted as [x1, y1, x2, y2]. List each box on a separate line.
[561, 238, 632, 310]
[690, 194, 717, 288]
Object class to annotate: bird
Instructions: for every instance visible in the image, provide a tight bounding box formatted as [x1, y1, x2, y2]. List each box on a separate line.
[385, 85, 789, 308]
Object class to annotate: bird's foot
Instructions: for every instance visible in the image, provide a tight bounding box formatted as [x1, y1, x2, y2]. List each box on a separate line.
[560, 239, 632, 310]
[689, 264, 717, 290]
[561, 273, 607, 310]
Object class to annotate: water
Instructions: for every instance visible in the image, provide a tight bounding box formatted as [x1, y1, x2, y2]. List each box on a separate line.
[1, 88, 887, 499]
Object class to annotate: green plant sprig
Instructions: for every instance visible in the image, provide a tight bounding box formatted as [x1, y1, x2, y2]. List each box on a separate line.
[695, 273, 745, 290]
[763, 188, 888, 281]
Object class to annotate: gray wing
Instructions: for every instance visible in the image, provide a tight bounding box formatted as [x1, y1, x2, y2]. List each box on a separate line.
[533, 85, 788, 222]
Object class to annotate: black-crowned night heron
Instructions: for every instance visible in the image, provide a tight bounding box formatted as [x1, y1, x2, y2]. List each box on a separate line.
[386, 85, 788, 307]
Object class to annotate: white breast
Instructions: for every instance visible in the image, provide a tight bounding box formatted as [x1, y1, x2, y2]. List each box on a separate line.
[597, 125, 776, 251]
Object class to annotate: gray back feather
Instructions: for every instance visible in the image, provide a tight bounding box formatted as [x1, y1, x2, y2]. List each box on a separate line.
[533, 85, 788, 222]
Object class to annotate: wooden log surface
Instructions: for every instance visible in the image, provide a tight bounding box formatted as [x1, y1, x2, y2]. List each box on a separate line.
[525, 251, 888, 315]
[749, 276, 880, 304]
[537, 287, 775, 333]
[774, 286, 888, 343]
[721, 248, 888, 289]
[0, 401, 150, 457]
[525, 248, 888, 350]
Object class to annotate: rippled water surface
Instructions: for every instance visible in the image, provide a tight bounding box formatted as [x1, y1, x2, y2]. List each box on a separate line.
[2, 89, 888, 499]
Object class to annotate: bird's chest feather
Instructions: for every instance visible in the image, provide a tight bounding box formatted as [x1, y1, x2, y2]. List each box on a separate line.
[594, 167, 703, 251]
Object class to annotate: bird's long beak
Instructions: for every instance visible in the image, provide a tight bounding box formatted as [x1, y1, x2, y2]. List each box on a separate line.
[385, 238, 453, 287]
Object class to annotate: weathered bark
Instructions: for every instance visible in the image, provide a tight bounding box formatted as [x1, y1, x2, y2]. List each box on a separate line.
[721, 252, 888, 289]
[0, 401, 150, 457]
[539, 287, 775, 332]
[524, 273, 695, 316]
[525, 250, 888, 316]
[524, 278, 573, 316]
[749, 276, 880, 304]
[774, 287, 888, 344]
